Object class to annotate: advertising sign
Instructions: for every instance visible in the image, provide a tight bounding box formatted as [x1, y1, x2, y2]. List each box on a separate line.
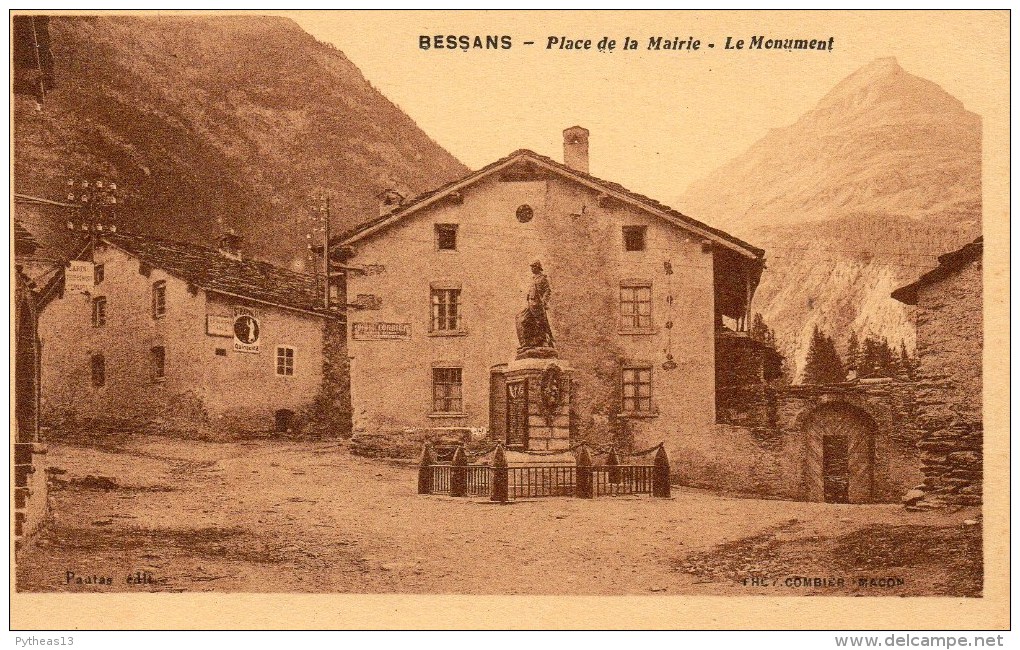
[232, 306, 261, 353]
[351, 322, 411, 341]
[65, 261, 95, 294]
[206, 315, 233, 337]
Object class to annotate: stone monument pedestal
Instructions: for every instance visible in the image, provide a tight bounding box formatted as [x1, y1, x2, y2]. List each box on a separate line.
[501, 356, 572, 452]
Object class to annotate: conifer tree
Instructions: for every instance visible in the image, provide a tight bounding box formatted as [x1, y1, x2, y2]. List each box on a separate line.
[859, 335, 898, 378]
[749, 312, 776, 347]
[803, 326, 846, 384]
[897, 340, 917, 380]
[846, 331, 861, 375]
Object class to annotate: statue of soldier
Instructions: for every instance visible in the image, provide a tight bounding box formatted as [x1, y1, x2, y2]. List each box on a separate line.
[515, 260, 556, 357]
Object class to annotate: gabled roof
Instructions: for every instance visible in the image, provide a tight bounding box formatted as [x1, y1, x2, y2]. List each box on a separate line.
[338, 149, 765, 260]
[97, 231, 341, 319]
[891, 237, 983, 305]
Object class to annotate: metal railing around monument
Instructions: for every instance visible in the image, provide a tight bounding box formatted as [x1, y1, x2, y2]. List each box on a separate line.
[418, 442, 671, 502]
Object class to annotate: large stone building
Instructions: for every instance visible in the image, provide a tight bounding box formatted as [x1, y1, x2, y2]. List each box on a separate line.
[38, 230, 349, 438]
[892, 236, 983, 505]
[338, 127, 766, 457]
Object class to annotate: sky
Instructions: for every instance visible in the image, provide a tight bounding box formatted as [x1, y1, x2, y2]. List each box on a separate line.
[285, 10, 1006, 203]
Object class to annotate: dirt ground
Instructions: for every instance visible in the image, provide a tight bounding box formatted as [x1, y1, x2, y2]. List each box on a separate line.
[16, 436, 982, 596]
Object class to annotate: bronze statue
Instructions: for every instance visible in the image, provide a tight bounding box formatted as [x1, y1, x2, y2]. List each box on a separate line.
[516, 260, 556, 357]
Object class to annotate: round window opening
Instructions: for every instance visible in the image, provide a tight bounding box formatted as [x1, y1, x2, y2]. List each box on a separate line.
[516, 204, 534, 223]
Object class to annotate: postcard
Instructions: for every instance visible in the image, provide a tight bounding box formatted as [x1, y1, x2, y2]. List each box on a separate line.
[10, 9, 1009, 630]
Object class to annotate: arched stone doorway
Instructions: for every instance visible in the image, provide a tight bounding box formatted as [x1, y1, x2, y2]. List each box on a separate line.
[802, 402, 877, 503]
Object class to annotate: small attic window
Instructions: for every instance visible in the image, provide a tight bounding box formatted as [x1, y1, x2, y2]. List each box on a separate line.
[516, 205, 534, 223]
[435, 224, 458, 251]
[623, 226, 647, 252]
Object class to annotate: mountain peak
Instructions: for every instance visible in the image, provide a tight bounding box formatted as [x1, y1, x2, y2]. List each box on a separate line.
[815, 57, 965, 117]
[857, 56, 902, 75]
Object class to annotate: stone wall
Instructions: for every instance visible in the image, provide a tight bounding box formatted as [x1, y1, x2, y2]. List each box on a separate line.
[14, 271, 49, 545]
[776, 381, 922, 503]
[14, 442, 49, 545]
[676, 380, 922, 503]
[911, 259, 982, 505]
[674, 423, 803, 500]
[306, 318, 352, 437]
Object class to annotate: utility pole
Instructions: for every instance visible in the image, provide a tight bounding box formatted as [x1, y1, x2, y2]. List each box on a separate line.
[307, 193, 333, 309]
[323, 194, 331, 310]
[29, 17, 46, 104]
[66, 179, 118, 260]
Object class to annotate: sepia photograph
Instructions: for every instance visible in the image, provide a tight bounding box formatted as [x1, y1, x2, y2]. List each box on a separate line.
[9, 8, 1009, 632]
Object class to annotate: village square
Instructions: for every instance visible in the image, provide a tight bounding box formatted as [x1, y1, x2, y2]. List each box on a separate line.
[11, 14, 987, 598]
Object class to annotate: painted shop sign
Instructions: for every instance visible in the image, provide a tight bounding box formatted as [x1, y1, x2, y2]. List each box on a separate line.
[233, 306, 262, 353]
[65, 261, 95, 294]
[206, 315, 233, 337]
[352, 322, 411, 341]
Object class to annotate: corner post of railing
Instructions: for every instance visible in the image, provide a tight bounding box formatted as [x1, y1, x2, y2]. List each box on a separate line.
[418, 442, 436, 495]
[490, 443, 509, 503]
[575, 444, 593, 499]
[653, 444, 671, 498]
[450, 445, 468, 497]
[607, 446, 622, 484]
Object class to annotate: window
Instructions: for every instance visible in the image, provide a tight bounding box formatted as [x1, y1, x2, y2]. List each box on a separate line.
[151, 346, 165, 381]
[91, 297, 106, 327]
[431, 288, 462, 331]
[90, 354, 105, 388]
[623, 226, 647, 251]
[432, 367, 463, 413]
[151, 281, 166, 318]
[516, 204, 534, 223]
[93, 264, 105, 285]
[276, 346, 295, 376]
[620, 282, 653, 330]
[622, 366, 652, 413]
[435, 224, 458, 251]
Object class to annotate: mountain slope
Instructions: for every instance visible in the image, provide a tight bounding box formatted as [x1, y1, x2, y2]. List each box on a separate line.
[13, 15, 468, 269]
[678, 58, 981, 378]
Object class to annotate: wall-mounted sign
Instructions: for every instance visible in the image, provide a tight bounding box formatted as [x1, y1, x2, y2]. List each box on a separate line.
[352, 322, 411, 341]
[65, 261, 95, 294]
[233, 306, 261, 353]
[206, 315, 233, 337]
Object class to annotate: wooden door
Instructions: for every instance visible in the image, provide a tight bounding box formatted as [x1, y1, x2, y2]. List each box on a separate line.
[822, 434, 850, 503]
[803, 403, 876, 503]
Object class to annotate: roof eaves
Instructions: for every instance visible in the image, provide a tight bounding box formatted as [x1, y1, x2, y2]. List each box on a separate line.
[339, 149, 764, 260]
[100, 236, 341, 321]
[338, 151, 528, 244]
[891, 237, 982, 305]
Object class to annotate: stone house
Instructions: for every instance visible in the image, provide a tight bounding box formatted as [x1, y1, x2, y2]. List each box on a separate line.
[38, 230, 349, 438]
[337, 127, 766, 459]
[892, 236, 983, 505]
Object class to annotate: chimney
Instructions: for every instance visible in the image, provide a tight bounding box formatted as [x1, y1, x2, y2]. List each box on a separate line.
[217, 229, 243, 261]
[378, 188, 406, 217]
[563, 126, 590, 174]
